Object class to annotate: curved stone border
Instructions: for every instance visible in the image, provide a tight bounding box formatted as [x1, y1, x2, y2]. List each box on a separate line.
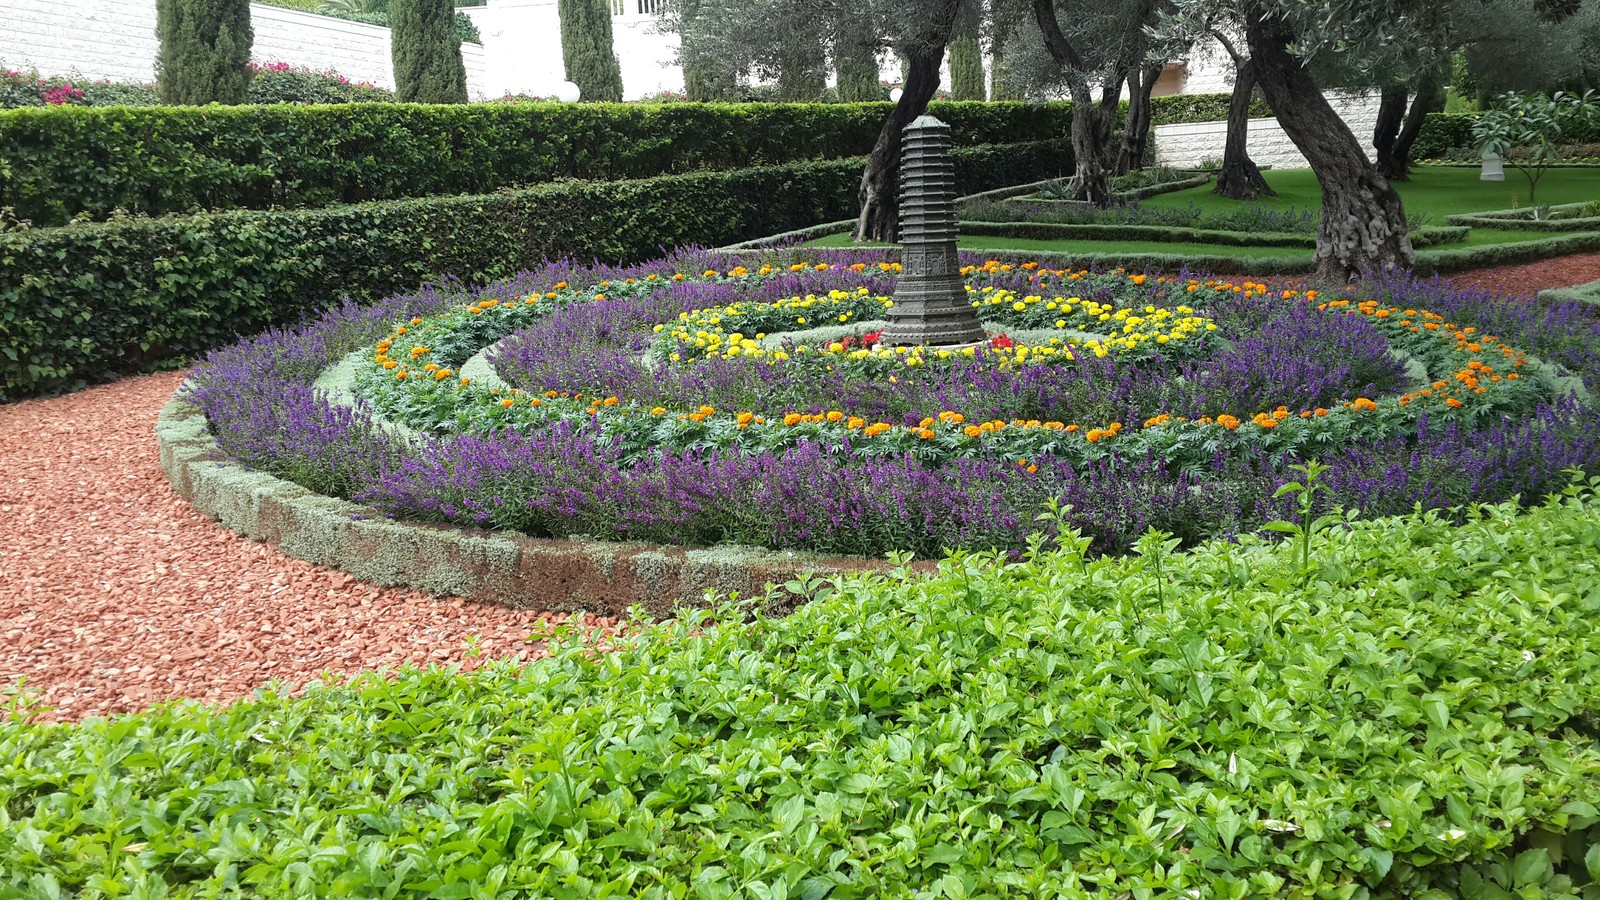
[156, 392, 903, 618]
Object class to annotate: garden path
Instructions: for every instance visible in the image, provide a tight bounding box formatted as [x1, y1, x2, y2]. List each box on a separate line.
[1443, 250, 1600, 296]
[0, 371, 620, 722]
[2, 253, 1594, 722]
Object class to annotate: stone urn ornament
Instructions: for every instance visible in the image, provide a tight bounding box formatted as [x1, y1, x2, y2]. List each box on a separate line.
[1480, 149, 1506, 182]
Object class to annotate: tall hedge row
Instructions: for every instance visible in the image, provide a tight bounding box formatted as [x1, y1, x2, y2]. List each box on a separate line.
[1413, 111, 1600, 158]
[0, 140, 1068, 399]
[0, 95, 1248, 227]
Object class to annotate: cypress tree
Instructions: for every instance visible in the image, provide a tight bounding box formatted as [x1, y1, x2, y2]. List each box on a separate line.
[558, 0, 624, 102]
[390, 0, 469, 103]
[155, 0, 253, 105]
[774, 34, 827, 102]
[949, 0, 985, 101]
[835, 40, 883, 102]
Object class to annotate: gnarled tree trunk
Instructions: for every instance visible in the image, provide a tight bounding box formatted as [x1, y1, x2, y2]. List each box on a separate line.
[1247, 16, 1413, 280]
[1373, 84, 1409, 180]
[1065, 82, 1120, 205]
[1392, 77, 1441, 179]
[1117, 63, 1162, 174]
[1214, 58, 1273, 200]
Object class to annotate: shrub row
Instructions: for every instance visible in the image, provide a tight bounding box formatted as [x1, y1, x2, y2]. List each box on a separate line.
[1415, 111, 1600, 157]
[0, 101, 1068, 226]
[5, 486, 1599, 896]
[0, 94, 1246, 226]
[0, 141, 1068, 399]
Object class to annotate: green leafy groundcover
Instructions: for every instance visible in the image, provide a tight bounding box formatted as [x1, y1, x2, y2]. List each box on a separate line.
[5, 487, 1600, 898]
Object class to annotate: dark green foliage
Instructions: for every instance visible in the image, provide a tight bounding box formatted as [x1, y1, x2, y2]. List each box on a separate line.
[949, 1, 985, 102]
[0, 101, 1077, 226]
[154, 0, 253, 105]
[389, 0, 468, 103]
[558, 0, 623, 102]
[0, 141, 1064, 397]
[774, 35, 828, 102]
[1415, 111, 1600, 158]
[5, 485, 1600, 896]
[835, 41, 885, 102]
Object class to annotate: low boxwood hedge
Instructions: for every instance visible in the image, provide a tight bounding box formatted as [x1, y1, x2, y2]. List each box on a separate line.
[4, 485, 1599, 897]
[0, 141, 1068, 399]
[1447, 204, 1600, 232]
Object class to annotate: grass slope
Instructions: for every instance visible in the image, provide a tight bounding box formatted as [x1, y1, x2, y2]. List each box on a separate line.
[4, 485, 1600, 897]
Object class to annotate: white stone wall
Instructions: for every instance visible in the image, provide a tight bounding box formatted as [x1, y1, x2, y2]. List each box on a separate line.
[1156, 93, 1386, 169]
[0, 0, 489, 97]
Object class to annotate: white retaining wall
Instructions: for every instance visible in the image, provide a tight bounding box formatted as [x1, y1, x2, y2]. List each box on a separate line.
[0, 0, 489, 96]
[1156, 93, 1386, 169]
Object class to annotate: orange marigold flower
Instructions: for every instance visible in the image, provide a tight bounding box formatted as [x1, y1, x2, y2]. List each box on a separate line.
[736, 412, 755, 425]
[501, 399, 515, 408]
[650, 406, 666, 415]
[1086, 429, 1105, 442]
[1217, 415, 1240, 430]
[917, 428, 936, 439]
[784, 413, 802, 426]
[1446, 397, 1463, 408]
[827, 411, 844, 423]
[963, 425, 983, 438]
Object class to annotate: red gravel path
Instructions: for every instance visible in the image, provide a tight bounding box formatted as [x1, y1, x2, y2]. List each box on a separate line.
[0, 371, 621, 722]
[3, 256, 1595, 724]
[1441, 250, 1600, 297]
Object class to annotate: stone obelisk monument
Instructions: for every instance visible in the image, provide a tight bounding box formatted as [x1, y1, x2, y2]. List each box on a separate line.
[879, 115, 986, 347]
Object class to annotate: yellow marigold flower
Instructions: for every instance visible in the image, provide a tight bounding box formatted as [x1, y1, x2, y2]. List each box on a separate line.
[650, 407, 666, 415]
[846, 417, 865, 429]
[434, 369, 453, 380]
[963, 425, 983, 438]
[917, 428, 935, 440]
[826, 411, 844, 423]
[1217, 414, 1240, 430]
[603, 396, 619, 407]
[784, 412, 802, 426]
[699, 405, 715, 416]
[737, 412, 755, 425]
[1086, 429, 1104, 442]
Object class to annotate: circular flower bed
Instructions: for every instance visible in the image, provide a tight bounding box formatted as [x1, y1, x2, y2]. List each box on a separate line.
[187, 250, 1600, 558]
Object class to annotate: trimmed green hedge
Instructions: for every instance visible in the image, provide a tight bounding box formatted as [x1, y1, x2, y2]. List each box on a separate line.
[0, 101, 1073, 226]
[0, 94, 1251, 227]
[1446, 204, 1600, 231]
[1416, 111, 1600, 158]
[1539, 278, 1600, 306]
[5, 486, 1600, 897]
[0, 141, 1067, 399]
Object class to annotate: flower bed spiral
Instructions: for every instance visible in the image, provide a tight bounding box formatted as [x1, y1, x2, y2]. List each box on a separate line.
[179, 249, 1600, 580]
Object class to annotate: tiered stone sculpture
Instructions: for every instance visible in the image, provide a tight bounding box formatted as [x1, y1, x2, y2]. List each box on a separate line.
[879, 115, 987, 347]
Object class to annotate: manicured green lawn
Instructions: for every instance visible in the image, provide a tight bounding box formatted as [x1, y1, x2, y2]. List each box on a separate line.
[806, 224, 1551, 260]
[1140, 166, 1600, 220]
[802, 167, 1599, 265]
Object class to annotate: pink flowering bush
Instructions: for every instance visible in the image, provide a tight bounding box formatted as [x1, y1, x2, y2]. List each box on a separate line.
[246, 61, 393, 104]
[1, 66, 156, 108]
